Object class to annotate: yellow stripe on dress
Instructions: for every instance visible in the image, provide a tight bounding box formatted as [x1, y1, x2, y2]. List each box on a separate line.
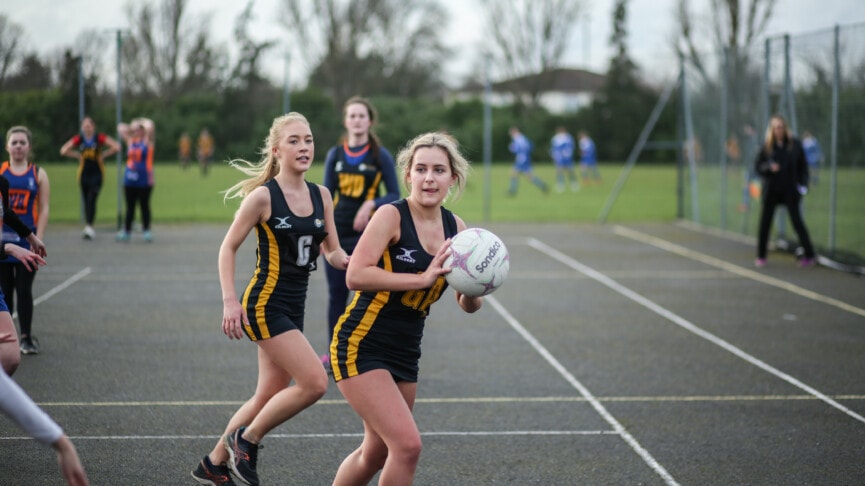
[331, 247, 393, 380]
[364, 173, 382, 201]
[243, 224, 281, 340]
[330, 292, 359, 380]
[241, 227, 263, 340]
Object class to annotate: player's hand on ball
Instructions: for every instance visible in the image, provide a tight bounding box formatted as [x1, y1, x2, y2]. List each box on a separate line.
[421, 238, 453, 287]
[455, 291, 482, 313]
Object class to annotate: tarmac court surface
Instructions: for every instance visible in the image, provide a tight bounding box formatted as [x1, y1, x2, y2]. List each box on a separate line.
[2, 222, 863, 485]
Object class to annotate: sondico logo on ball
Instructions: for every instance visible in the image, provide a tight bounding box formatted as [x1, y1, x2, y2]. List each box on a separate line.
[474, 241, 502, 274]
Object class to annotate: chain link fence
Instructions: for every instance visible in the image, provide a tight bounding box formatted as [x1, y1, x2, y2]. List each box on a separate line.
[679, 22, 865, 271]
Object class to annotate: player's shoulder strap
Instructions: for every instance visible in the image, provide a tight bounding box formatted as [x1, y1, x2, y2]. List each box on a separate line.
[440, 206, 458, 239]
[306, 180, 324, 215]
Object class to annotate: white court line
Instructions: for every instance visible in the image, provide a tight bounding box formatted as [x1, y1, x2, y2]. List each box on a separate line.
[485, 294, 679, 486]
[2, 430, 619, 441]
[11, 267, 92, 320]
[528, 237, 865, 426]
[32, 394, 865, 407]
[613, 226, 865, 318]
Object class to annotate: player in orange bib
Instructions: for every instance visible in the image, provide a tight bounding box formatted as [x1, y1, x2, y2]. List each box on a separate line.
[197, 128, 214, 176]
[2, 126, 49, 355]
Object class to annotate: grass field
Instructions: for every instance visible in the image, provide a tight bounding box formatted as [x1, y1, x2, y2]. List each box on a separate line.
[38, 159, 863, 263]
[41, 160, 678, 225]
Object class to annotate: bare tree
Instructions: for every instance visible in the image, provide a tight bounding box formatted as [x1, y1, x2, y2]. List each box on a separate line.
[229, 1, 278, 88]
[0, 14, 24, 89]
[673, 0, 776, 148]
[279, 0, 450, 104]
[55, 30, 111, 92]
[479, 0, 586, 108]
[122, 0, 224, 99]
[674, 0, 776, 82]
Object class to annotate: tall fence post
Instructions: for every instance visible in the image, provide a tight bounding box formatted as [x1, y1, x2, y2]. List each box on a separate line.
[720, 47, 730, 230]
[78, 56, 86, 224]
[282, 51, 291, 115]
[784, 34, 798, 134]
[681, 57, 700, 224]
[761, 39, 771, 134]
[115, 30, 124, 232]
[482, 55, 493, 223]
[828, 24, 840, 252]
[676, 61, 685, 220]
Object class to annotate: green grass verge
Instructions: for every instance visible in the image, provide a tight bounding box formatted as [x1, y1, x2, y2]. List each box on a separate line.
[41, 160, 679, 225]
[36, 159, 864, 265]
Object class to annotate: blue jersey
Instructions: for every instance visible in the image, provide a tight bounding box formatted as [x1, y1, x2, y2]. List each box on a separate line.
[802, 136, 822, 167]
[551, 132, 575, 167]
[509, 133, 533, 170]
[580, 137, 597, 165]
[0, 162, 39, 256]
[322, 142, 399, 253]
[124, 139, 154, 188]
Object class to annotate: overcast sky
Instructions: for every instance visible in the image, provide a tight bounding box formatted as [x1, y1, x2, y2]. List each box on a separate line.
[8, 0, 864, 87]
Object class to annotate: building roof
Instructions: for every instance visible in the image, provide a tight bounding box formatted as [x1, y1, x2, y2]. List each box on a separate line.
[458, 67, 606, 94]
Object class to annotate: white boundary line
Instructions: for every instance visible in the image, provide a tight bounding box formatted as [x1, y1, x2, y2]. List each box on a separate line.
[485, 293, 680, 486]
[3, 430, 620, 441]
[613, 226, 865, 318]
[527, 237, 865, 426]
[32, 394, 865, 407]
[12, 267, 92, 320]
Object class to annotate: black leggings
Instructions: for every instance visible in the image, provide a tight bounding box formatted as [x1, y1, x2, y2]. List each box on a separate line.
[124, 186, 153, 232]
[324, 259, 350, 342]
[0, 262, 36, 337]
[757, 191, 815, 259]
[80, 177, 102, 225]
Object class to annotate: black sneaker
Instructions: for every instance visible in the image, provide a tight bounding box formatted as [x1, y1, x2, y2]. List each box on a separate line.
[20, 336, 39, 355]
[191, 455, 236, 485]
[224, 427, 260, 485]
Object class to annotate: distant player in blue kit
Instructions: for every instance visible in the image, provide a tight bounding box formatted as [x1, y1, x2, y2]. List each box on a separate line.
[191, 113, 349, 486]
[578, 130, 602, 185]
[330, 132, 483, 485]
[801, 130, 822, 185]
[507, 126, 549, 196]
[550, 126, 579, 192]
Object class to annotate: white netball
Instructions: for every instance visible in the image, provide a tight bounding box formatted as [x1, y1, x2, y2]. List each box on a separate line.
[444, 228, 510, 297]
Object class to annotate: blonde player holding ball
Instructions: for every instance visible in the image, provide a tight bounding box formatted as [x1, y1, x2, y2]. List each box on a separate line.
[329, 132, 482, 485]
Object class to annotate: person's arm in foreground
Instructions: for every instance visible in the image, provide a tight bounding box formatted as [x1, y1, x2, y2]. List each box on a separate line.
[0, 370, 89, 485]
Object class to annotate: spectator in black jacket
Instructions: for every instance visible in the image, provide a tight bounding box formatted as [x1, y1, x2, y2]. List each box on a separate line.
[753, 115, 816, 268]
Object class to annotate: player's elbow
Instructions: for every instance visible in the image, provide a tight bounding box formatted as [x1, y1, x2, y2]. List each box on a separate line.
[345, 269, 361, 291]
